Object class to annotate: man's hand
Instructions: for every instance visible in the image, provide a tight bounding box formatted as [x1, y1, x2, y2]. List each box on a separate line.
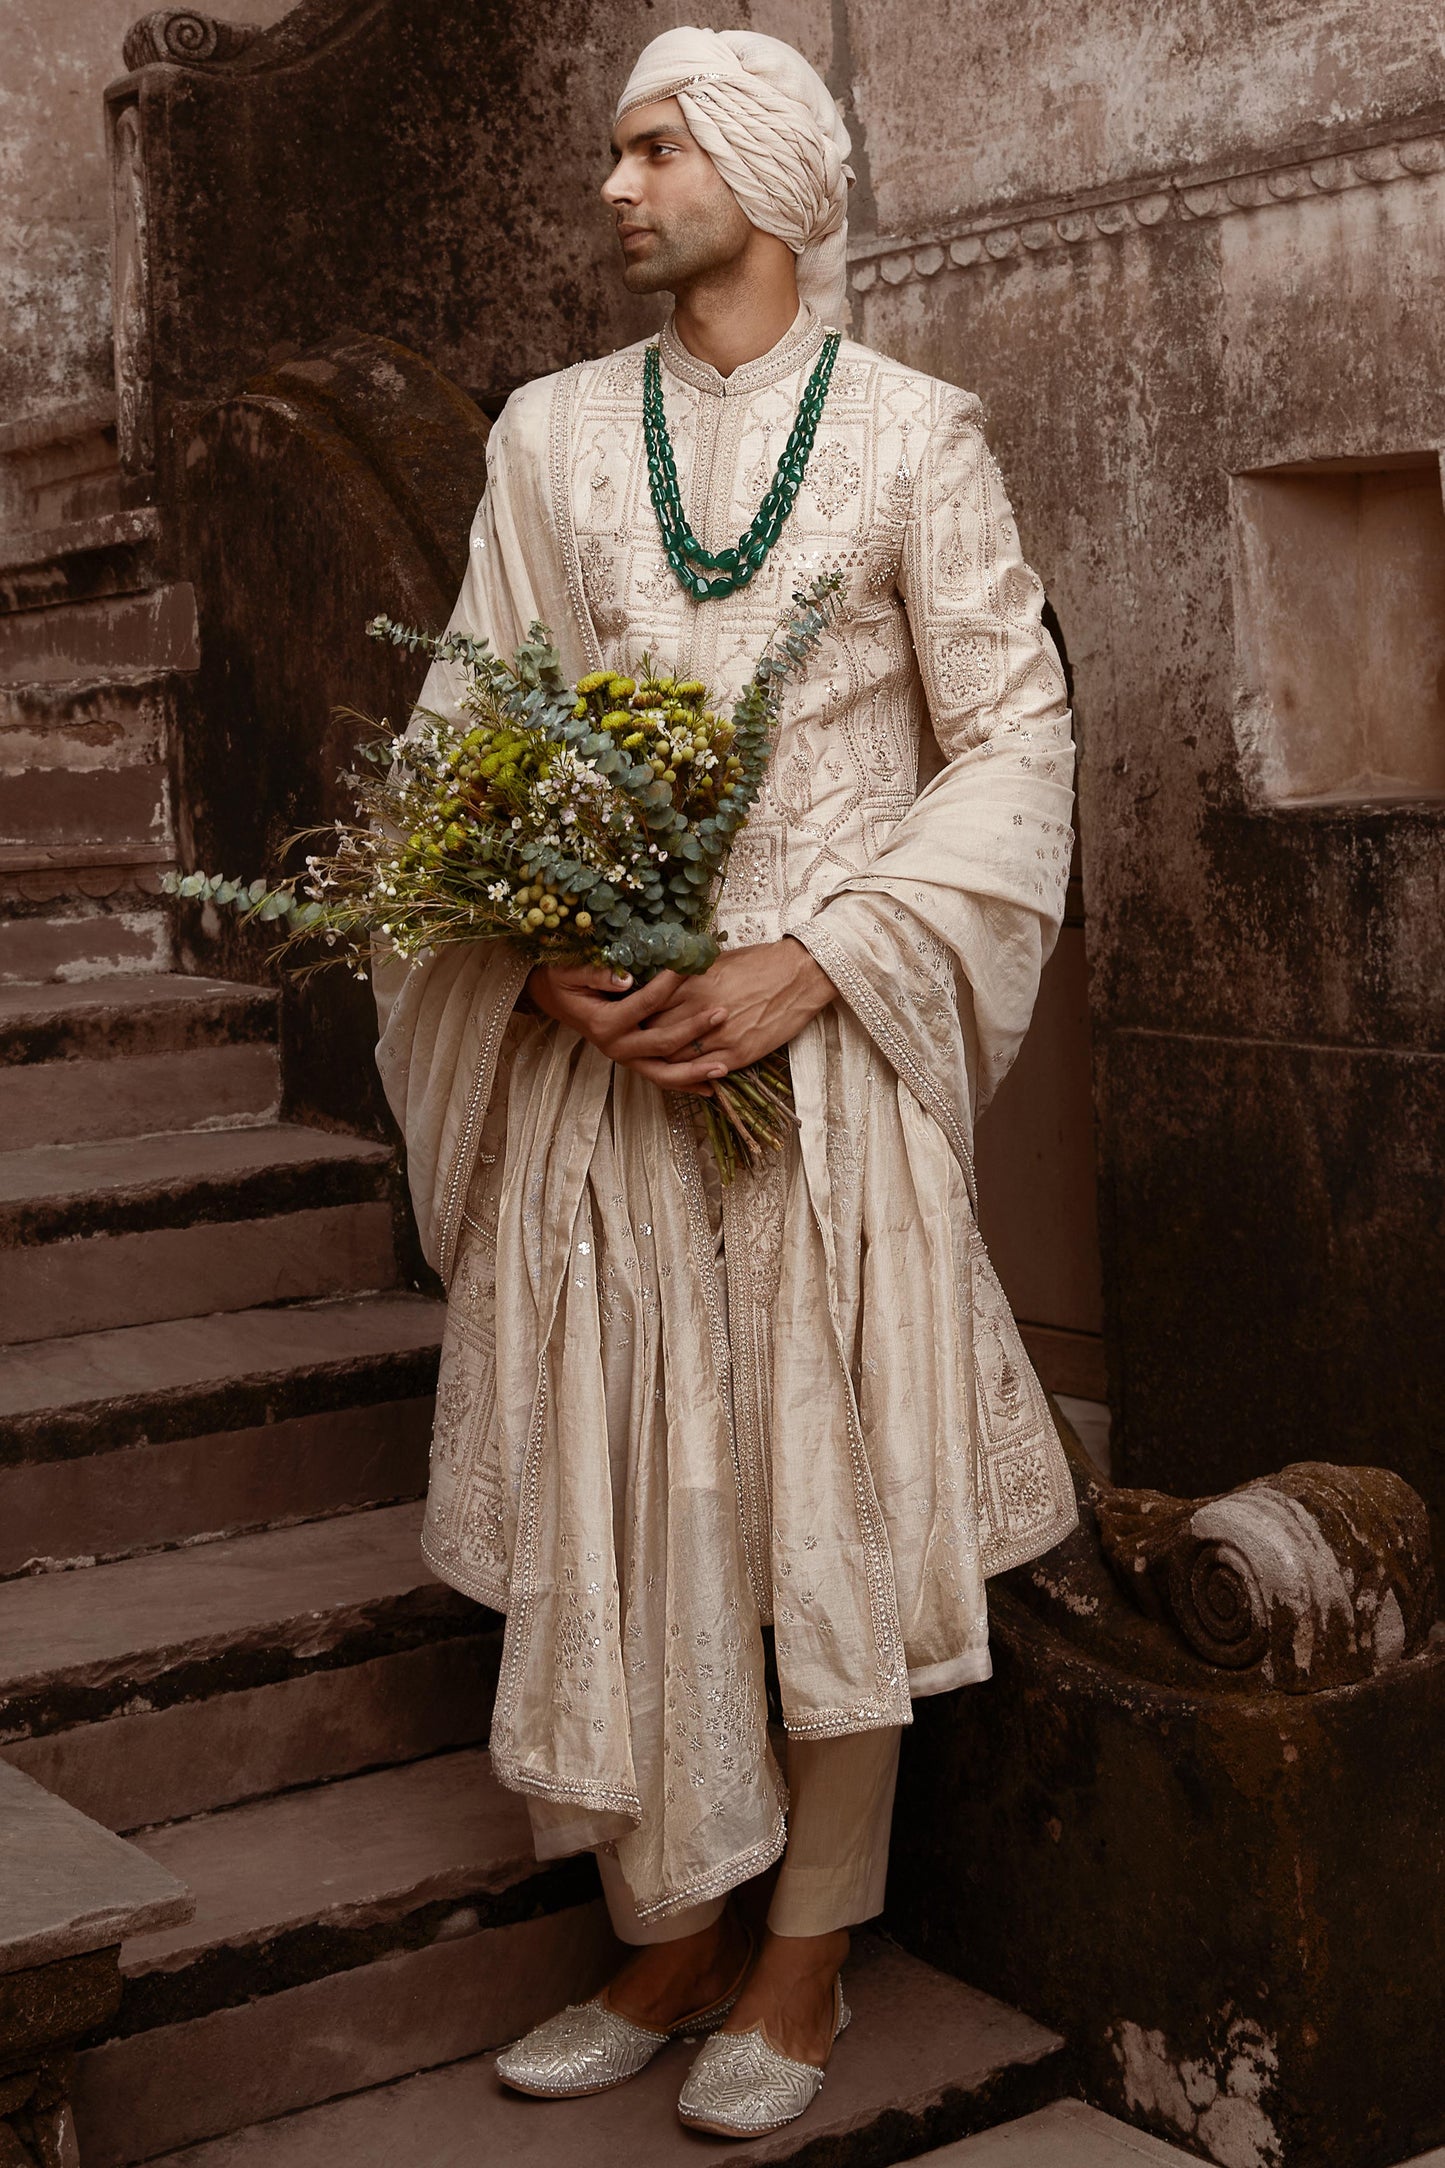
[525, 938, 835, 1096]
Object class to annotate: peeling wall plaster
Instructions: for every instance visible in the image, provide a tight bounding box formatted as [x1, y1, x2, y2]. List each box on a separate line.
[1112, 2014, 1283, 2168]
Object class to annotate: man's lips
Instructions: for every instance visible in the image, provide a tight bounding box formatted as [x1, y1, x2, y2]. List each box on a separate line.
[618, 226, 653, 246]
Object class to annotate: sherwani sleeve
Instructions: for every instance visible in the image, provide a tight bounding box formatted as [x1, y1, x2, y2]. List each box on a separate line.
[372, 393, 552, 1279]
[790, 392, 1075, 1182]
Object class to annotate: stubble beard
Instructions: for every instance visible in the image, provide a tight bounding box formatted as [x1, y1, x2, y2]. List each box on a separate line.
[618, 201, 748, 297]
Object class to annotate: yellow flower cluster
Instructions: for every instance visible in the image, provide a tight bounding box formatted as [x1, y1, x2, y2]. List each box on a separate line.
[573, 671, 742, 799]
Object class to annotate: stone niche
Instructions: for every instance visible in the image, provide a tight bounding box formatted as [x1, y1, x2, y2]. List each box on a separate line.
[1231, 452, 1445, 808]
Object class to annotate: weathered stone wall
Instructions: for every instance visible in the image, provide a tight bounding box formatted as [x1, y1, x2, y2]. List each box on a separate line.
[0, 0, 294, 432]
[848, 0, 1445, 231]
[844, 2, 1445, 1543]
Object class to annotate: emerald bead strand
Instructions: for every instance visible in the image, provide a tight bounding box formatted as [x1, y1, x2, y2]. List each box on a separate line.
[644, 332, 841, 602]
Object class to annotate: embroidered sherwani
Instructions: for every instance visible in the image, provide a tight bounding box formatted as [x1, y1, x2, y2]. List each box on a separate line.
[374, 305, 1078, 1920]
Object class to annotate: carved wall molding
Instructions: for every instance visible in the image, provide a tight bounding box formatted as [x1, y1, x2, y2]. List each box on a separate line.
[849, 124, 1445, 293]
[122, 11, 263, 71]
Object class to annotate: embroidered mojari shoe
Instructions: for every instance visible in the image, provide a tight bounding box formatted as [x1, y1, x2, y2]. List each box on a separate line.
[495, 1941, 752, 2101]
[676, 1976, 851, 2137]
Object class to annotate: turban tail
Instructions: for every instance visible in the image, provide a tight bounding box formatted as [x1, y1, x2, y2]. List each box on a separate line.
[616, 26, 853, 328]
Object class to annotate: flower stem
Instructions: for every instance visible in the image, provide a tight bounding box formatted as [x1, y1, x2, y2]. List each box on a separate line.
[702, 1052, 798, 1181]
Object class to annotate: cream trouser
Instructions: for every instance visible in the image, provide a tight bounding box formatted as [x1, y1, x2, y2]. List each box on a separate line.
[597, 1725, 901, 1944]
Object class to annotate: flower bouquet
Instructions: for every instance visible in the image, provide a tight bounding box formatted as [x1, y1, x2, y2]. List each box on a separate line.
[164, 570, 842, 1180]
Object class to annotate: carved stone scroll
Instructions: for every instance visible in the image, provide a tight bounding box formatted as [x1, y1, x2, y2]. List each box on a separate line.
[1098, 1460, 1437, 1691]
[121, 12, 262, 72]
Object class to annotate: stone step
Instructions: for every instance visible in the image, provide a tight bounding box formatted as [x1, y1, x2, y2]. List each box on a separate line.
[0, 1123, 399, 1342]
[0, 1755, 190, 1975]
[139, 1934, 1067, 2168]
[0, 974, 278, 1149]
[0, 672, 171, 769]
[112, 1743, 589, 1973]
[0, 506, 163, 615]
[0, 669, 176, 873]
[0, 585, 198, 687]
[0, 761, 170, 858]
[0, 886, 171, 985]
[0, 1499, 497, 1831]
[0, 1043, 277, 1150]
[79, 1904, 615, 2166]
[0, 972, 276, 1064]
[69, 1751, 611, 2166]
[0, 1289, 443, 1572]
[0, 979, 279, 1162]
[0, 399, 128, 535]
[0, 1041, 276, 1149]
[918, 2098, 1216, 2162]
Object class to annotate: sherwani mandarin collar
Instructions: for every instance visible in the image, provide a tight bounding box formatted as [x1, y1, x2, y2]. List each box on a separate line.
[658, 302, 828, 398]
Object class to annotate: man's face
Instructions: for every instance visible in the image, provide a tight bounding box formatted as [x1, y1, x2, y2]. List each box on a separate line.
[601, 98, 753, 294]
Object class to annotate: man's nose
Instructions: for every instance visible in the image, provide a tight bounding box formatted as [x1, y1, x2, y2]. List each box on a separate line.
[601, 163, 639, 208]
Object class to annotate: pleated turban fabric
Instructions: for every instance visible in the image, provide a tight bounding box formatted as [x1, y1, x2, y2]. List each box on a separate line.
[615, 26, 854, 328]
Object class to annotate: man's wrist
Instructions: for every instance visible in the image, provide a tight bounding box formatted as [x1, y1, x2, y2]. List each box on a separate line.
[782, 935, 836, 1016]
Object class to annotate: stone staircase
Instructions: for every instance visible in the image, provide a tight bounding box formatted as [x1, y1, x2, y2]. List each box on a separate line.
[0, 415, 602, 2161]
[0, 403, 193, 989]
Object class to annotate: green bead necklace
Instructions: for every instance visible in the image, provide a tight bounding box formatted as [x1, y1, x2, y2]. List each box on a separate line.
[643, 331, 841, 602]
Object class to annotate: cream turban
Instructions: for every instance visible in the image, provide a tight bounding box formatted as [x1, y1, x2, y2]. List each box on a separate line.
[615, 26, 854, 328]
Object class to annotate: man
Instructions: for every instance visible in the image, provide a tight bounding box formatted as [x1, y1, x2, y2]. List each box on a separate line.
[374, 24, 1077, 2140]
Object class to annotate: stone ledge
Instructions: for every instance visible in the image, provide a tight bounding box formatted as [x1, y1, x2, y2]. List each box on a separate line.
[0, 1759, 189, 1978]
[0, 974, 276, 1069]
[0, 1291, 442, 1464]
[0, 1499, 472, 1742]
[0, 1123, 394, 1248]
[135, 1933, 1067, 2168]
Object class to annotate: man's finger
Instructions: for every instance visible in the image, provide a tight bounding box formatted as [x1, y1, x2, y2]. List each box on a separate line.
[546, 964, 635, 993]
[609, 1011, 727, 1061]
[602, 969, 683, 1025]
[587, 974, 687, 1048]
[621, 1050, 729, 1092]
[635, 972, 719, 1016]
